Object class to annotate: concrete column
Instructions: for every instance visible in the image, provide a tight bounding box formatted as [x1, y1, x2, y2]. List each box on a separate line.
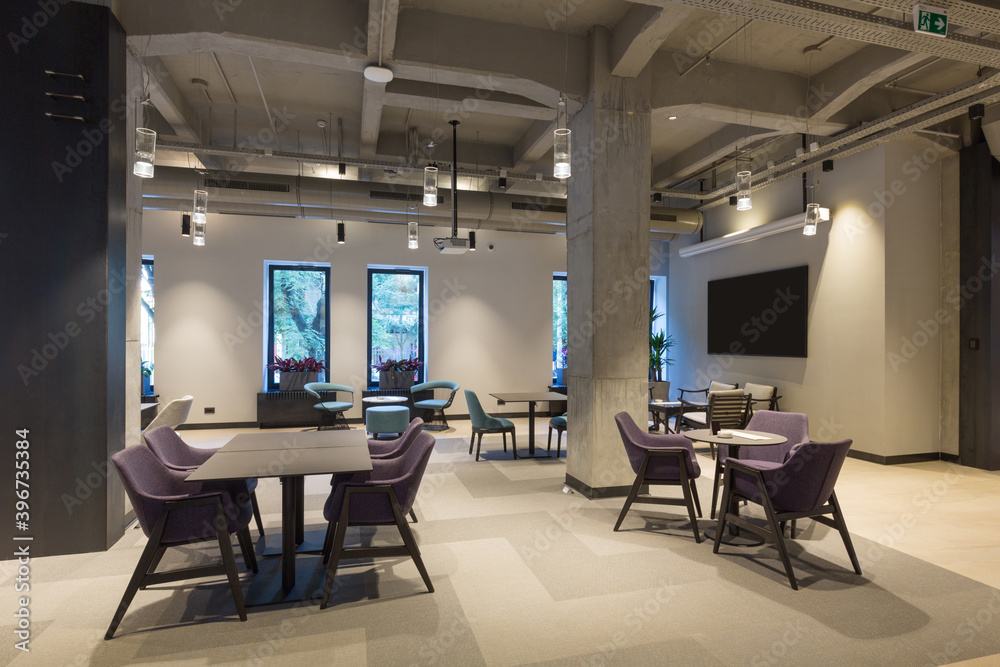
[565, 27, 652, 497]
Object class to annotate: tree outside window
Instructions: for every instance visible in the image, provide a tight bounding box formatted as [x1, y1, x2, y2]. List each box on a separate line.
[267, 265, 329, 390]
[368, 268, 424, 385]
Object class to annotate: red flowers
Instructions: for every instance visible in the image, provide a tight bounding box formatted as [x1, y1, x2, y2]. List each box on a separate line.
[371, 354, 423, 372]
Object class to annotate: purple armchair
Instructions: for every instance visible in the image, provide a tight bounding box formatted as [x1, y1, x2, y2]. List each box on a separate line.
[106, 445, 256, 639]
[320, 431, 436, 609]
[613, 412, 703, 542]
[711, 411, 809, 520]
[143, 425, 265, 539]
[713, 439, 862, 590]
[368, 417, 424, 459]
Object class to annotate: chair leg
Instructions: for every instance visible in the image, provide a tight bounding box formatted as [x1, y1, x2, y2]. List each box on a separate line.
[321, 503, 353, 609]
[409, 509, 418, 523]
[759, 486, 798, 590]
[236, 526, 258, 574]
[556, 429, 563, 458]
[321, 521, 336, 564]
[613, 474, 645, 531]
[680, 473, 702, 543]
[441, 411, 449, 430]
[141, 546, 167, 587]
[475, 432, 483, 461]
[250, 491, 265, 539]
[829, 492, 863, 575]
[215, 529, 248, 621]
[393, 502, 434, 594]
[502, 431, 507, 452]
[710, 458, 723, 521]
[469, 431, 475, 455]
[690, 478, 702, 518]
[510, 429, 517, 459]
[547, 427, 553, 453]
[712, 472, 734, 554]
[105, 535, 162, 639]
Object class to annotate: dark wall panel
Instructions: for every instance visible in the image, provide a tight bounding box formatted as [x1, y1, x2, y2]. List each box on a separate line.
[958, 142, 1000, 471]
[0, 1, 127, 556]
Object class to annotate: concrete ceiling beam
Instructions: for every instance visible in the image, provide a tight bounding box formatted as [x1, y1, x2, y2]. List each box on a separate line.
[383, 79, 556, 121]
[809, 46, 929, 125]
[361, 80, 387, 159]
[367, 0, 399, 63]
[610, 2, 694, 78]
[512, 120, 556, 173]
[141, 55, 201, 143]
[652, 124, 784, 186]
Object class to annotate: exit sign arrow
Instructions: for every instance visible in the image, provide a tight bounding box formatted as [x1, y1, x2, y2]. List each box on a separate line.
[913, 3, 948, 37]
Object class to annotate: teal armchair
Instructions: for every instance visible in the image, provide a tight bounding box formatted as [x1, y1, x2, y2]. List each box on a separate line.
[410, 380, 460, 430]
[465, 390, 517, 461]
[304, 382, 354, 430]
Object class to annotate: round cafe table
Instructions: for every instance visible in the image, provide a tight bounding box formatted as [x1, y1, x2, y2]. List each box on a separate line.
[683, 429, 787, 546]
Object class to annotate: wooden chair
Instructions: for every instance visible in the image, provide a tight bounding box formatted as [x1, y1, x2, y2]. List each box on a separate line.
[679, 389, 751, 459]
[743, 382, 781, 416]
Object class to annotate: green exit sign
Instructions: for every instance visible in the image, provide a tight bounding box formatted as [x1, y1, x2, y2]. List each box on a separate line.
[913, 4, 948, 37]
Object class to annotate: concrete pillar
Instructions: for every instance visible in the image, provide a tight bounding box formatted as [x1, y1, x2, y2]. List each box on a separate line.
[565, 27, 651, 497]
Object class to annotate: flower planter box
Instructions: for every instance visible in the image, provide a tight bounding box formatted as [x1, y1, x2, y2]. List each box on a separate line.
[379, 369, 415, 391]
[280, 371, 318, 392]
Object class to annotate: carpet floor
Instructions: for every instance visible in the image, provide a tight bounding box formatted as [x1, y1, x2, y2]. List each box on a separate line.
[2, 435, 999, 666]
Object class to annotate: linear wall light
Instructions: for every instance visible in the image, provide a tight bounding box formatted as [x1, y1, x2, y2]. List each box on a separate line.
[678, 208, 830, 258]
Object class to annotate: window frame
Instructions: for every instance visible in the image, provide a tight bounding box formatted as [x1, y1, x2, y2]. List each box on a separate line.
[265, 263, 331, 392]
[367, 266, 426, 386]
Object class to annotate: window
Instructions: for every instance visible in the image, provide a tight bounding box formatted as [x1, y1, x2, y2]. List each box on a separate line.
[266, 264, 330, 391]
[553, 275, 567, 380]
[368, 267, 425, 385]
[140, 257, 154, 392]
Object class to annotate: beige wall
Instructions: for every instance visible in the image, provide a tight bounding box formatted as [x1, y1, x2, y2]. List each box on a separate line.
[142, 210, 566, 424]
[669, 140, 954, 458]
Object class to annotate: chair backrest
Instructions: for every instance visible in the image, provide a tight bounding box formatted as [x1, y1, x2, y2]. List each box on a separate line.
[303, 382, 354, 401]
[709, 381, 737, 393]
[111, 445, 186, 538]
[390, 431, 437, 513]
[464, 390, 492, 428]
[412, 380, 460, 407]
[742, 410, 808, 463]
[143, 395, 193, 431]
[614, 411, 694, 475]
[369, 418, 425, 457]
[744, 382, 778, 408]
[649, 381, 671, 401]
[143, 425, 201, 468]
[771, 439, 853, 512]
[707, 390, 751, 428]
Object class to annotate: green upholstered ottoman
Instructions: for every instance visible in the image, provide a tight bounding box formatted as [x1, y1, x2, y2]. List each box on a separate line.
[366, 405, 410, 437]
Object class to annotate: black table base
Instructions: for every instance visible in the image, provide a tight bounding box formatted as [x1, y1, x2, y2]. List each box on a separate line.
[244, 554, 326, 607]
[704, 521, 766, 547]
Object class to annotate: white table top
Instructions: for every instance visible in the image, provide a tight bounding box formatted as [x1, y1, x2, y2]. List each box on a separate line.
[362, 395, 408, 404]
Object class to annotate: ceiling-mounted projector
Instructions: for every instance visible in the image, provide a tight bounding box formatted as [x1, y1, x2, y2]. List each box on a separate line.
[438, 237, 470, 254]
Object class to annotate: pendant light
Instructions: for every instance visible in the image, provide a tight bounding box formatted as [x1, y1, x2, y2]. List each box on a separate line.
[180, 213, 191, 237]
[408, 221, 419, 249]
[735, 168, 752, 211]
[133, 97, 155, 178]
[192, 189, 208, 246]
[553, 94, 571, 179]
[423, 165, 439, 206]
[803, 203, 820, 236]
[337, 221, 346, 244]
[469, 230, 477, 251]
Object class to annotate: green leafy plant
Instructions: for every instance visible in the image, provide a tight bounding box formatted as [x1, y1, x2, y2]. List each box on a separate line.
[141, 361, 153, 378]
[649, 307, 673, 381]
[267, 356, 326, 373]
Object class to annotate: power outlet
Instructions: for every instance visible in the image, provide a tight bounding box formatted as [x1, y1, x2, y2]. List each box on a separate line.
[204, 407, 215, 414]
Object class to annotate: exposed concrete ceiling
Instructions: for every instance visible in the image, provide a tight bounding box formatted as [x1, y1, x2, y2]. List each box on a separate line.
[119, 0, 998, 208]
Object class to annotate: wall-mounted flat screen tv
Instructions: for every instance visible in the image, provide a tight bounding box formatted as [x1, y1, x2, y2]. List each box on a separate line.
[707, 265, 808, 357]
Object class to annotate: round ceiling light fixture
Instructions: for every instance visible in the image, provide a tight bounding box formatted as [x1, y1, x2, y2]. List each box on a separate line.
[363, 65, 394, 83]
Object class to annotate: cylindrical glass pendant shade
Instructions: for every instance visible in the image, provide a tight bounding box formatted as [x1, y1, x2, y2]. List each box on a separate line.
[803, 203, 820, 236]
[735, 170, 752, 211]
[423, 166, 438, 206]
[553, 128, 571, 179]
[408, 221, 419, 249]
[133, 128, 156, 178]
[193, 221, 206, 246]
[192, 189, 208, 224]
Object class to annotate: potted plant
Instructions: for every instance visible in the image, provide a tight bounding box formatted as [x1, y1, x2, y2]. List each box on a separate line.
[141, 361, 153, 395]
[372, 354, 423, 391]
[268, 355, 326, 391]
[649, 307, 674, 383]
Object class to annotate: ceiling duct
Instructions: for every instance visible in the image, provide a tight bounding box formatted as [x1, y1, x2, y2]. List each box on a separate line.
[142, 167, 704, 236]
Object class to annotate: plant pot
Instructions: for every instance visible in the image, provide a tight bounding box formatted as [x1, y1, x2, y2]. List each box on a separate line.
[555, 367, 564, 385]
[280, 371, 318, 391]
[379, 369, 415, 391]
[142, 375, 151, 395]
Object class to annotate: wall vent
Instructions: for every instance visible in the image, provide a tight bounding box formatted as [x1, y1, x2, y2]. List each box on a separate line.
[205, 178, 290, 192]
[510, 201, 567, 214]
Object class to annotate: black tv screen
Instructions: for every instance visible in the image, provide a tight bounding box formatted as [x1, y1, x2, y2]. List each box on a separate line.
[707, 265, 808, 357]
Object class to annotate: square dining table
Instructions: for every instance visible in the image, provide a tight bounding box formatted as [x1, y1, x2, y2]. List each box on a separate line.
[186, 429, 371, 604]
[489, 391, 568, 457]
